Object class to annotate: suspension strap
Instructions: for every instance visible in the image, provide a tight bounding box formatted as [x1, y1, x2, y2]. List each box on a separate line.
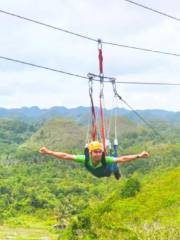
[100, 91, 106, 155]
[113, 112, 118, 157]
[98, 39, 103, 75]
[98, 39, 106, 155]
[111, 78, 119, 157]
[88, 75, 97, 141]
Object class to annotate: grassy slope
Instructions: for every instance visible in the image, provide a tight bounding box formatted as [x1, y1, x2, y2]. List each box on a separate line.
[18, 118, 86, 153]
[0, 225, 57, 240]
[63, 167, 180, 240]
[16, 116, 143, 154]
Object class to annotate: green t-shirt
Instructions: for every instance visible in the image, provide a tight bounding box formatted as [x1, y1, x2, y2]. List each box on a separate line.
[74, 154, 116, 168]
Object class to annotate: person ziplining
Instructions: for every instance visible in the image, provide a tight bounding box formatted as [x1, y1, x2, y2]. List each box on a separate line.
[39, 142, 149, 179]
[39, 40, 150, 179]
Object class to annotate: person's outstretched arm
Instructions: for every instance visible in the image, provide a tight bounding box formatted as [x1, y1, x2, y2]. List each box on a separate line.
[39, 147, 75, 161]
[115, 151, 150, 164]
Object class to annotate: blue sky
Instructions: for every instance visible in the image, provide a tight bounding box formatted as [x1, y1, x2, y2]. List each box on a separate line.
[0, 0, 180, 111]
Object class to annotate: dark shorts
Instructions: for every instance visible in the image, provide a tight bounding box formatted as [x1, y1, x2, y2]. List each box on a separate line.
[106, 163, 119, 173]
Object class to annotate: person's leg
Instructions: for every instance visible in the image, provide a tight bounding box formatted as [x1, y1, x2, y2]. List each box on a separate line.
[112, 163, 121, 180]
[106, 163, 121, 180]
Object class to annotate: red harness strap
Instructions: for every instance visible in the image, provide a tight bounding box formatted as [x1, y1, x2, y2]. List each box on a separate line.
[98, 39, 106, 155]
[98, 48, 103, 74]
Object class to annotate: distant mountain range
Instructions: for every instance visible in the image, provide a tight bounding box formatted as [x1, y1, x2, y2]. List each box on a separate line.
[0, 106, 179, 124]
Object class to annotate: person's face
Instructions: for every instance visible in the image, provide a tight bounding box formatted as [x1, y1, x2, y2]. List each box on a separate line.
[91, 149, 103, 162]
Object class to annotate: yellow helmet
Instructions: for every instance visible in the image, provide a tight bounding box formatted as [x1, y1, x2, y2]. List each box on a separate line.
[88, 141, 103, 152]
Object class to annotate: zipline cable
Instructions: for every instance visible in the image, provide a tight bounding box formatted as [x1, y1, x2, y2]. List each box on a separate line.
[120, 98, 166, 141]
[124, 0, 180, 22]
[102, 41, 180, 57]
[0, 56, 176, 142]
[0, 55, 89, 79]
[111, 79, 166, 141]
[0, 9, 97, 42]
[1, 9, 180, 57]
[115, 81, 180, 86]
[90, 73, 180, 86]
[1, 55, 180, 86]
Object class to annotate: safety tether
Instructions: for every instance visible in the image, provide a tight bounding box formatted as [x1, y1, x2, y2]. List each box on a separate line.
[88, 75, 97, 141]
[98, 39, 106, 155]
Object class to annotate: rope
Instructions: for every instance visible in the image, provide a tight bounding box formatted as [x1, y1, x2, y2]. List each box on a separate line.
[100, 94, 106, 155]
[0, 56, 88, 79]
[88, 76, 97, 141]
[1, 56, 180, 86]
[115, 81, 180, 86]
[114, 96, 118, 141]
[88, 73, 180, 86]
[0, 9, 97, 42]
[98, 40, 106, 155]
[98, 39, 104, 75]
[1, 9, 180, 57]
[102, 41, 180, 57]
[124, 0, 180, 22]
[85, 110, 91, 145]
[111, 79, 166, 142]
[106, 97, 113, 154]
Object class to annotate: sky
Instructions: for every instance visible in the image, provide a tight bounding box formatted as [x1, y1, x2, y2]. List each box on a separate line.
[0, 0, 180, 111]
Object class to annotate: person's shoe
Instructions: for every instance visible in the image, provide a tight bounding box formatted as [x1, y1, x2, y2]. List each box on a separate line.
[114, 170, 121, 180]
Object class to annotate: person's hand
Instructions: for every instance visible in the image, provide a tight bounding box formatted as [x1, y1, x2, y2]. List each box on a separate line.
[39, 147, 49, 155]
[139, 151, 150, 158]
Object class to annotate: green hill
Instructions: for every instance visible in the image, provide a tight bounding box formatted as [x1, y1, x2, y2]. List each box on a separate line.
[62, 167, 180, 240]
[0, 107, 179, 125]
[15, 116, 180, 177]
[15, 116, 144, 159]
[15, 118, 87, 161]
[0, 118, 37, 161]
[26, 118, 87, 152]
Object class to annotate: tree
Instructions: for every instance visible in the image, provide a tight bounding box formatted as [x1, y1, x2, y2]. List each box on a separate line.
[121, 178, 141, 198]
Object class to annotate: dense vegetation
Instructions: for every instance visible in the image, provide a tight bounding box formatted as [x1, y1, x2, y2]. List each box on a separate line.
[62, 167, 180, 240]
[0, 114, 179, 239]
[0, 118, 38, 163]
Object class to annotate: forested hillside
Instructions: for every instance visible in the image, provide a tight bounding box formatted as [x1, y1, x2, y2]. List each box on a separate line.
[62, 167, 180, 240]
[0, 106, 179, 124]
[0, 113, 179, 239]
